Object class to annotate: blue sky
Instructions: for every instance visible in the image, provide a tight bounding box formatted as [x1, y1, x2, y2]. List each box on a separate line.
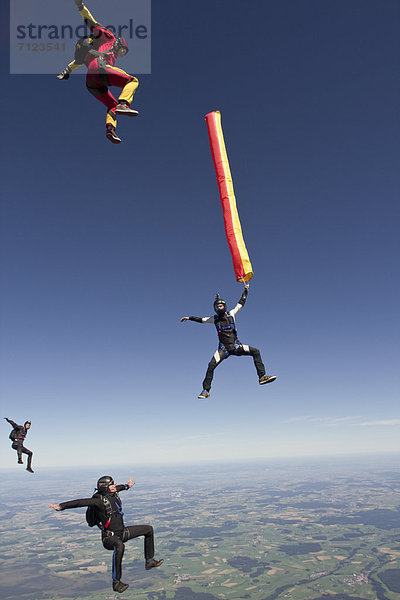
[1, 0, 399, 468]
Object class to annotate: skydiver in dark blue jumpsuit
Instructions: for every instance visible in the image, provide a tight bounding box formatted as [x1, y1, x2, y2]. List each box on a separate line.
[181, 285, 276, 398]
[49, 475, 163, 594]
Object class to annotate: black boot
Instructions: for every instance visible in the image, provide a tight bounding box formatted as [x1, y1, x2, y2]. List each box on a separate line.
[112, 580, 129, 593]
[106, 125, 122, 144]
[26, 466, 34, 473]
[145, 558, 164, 570]
[18, 459, 23, 464]
[259, 375, 277, 385]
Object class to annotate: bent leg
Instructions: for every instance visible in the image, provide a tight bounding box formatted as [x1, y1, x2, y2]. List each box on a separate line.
[103, 535, 125, 581]
[106, 108, 117, 130]
[123, 525, 154, 560]
[86, 84, 118, 110]
[235, 345, 266, 378]
[86, 71, 119, 133]
[202, 349, 227, 392]
[106, 66, 139, 106]
[119, 77, 139, 106]
[21, 445, 33, 468]
[12, 441, 23, 462]
[86, 71, 118, 110]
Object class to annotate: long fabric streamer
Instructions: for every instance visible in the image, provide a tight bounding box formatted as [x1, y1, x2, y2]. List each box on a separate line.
[205, 110, 253, 282]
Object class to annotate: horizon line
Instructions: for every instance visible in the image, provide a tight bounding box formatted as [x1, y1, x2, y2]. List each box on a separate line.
[1, 450, 400, 472]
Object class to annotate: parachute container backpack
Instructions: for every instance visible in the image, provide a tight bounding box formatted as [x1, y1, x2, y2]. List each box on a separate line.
[86, 495, 114, 530]
[74, 35, 101, 64]
[9, 429, 19, 441]
[205, 111, 253, 283]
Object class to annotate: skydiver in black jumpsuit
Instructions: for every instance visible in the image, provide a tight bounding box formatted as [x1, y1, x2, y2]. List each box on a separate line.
[4, 417, 34, 473]
[181, 284, 276, 398]
[49, 475, 163, 594]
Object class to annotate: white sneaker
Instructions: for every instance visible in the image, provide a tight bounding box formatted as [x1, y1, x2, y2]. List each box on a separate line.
[115, 104, 139, 117]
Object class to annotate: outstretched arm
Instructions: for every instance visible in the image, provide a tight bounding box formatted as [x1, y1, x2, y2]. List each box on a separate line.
[239, 284, 249, 306]
[4, 417, 18, 428]
[48, 497, 104, 511]
[180, 316, 214, 323]
[57, 60, 83, 80]
[73, 1, 101, 29]
[116, 477, 135, 492]
[230, 284, 249, 317]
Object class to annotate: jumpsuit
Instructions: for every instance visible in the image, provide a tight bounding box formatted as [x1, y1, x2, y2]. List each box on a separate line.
[188, 288, 267, 391]
[5, 418, 33, 469]
[59, 485, 155, 583]
[64, 4, 139, 131]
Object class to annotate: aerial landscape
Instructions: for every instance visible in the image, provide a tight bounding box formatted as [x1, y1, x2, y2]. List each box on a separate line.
[1, 456, 400, 600]
[1, 1, 399, 599]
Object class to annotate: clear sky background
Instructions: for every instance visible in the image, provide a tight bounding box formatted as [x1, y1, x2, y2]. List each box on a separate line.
[1, 0, 399, 468]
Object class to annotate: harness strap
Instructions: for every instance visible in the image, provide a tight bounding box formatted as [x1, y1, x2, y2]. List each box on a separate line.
[101, 495, 123, 530]
[88, 39, 120, 61]
[88, 49, 114, 60]
[214, 314, 236, 335]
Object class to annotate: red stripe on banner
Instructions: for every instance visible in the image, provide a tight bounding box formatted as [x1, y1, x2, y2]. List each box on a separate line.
[205, 111, 250, 281]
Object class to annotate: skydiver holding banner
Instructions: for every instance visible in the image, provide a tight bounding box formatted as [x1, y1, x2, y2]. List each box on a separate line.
[57, 0, 139, 144]
[181, 284, 276, 399]
[4, 417, 34, 473]
[49, 475, 163, 594]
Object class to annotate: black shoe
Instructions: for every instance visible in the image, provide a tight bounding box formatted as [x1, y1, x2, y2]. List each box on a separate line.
[18, 459, 23, 464]
[106, 127, 122, 144]
[112, 580, 129, 593]
[145, 558, 164, 570]
[26, 467, 34, 473]
[259, 375, 276, 385]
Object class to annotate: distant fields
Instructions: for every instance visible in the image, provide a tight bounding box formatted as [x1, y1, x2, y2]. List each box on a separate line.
[1, 456, 400, 599]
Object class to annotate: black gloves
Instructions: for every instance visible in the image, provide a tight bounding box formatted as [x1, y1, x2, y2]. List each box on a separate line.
[57, 67, 71, 80]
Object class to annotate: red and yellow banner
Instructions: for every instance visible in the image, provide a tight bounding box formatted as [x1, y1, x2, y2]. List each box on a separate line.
[205, 111, 253, 283]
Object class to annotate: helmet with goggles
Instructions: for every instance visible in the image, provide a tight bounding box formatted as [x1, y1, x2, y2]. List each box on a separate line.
[97, 475, 114, 494]
[213, 294, 227, 314]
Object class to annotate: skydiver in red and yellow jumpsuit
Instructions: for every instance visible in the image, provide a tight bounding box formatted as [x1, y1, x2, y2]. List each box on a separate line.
[57, 0, 139, 144]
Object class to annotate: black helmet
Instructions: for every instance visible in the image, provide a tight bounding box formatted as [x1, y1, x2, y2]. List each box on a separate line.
[97, 475, 114, 494]
[24, 420, 31, 427]
[115, 37, 129, 56]
[213, 294, 227, 314]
